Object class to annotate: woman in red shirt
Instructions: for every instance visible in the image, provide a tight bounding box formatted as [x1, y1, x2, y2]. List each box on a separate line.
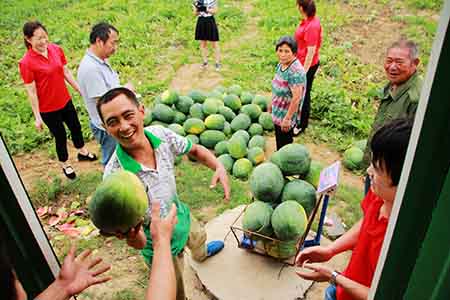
[294, 0, 322, 135]
[19, 21, 96, 179]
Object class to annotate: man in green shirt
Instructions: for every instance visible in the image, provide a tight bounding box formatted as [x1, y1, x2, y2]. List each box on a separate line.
[363, 39, 422, 193]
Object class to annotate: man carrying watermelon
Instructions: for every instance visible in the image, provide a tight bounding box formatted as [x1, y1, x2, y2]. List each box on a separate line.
[96, 87, 230, 300]
[362, 39, 422, 194]
[296, 118, 412, 300]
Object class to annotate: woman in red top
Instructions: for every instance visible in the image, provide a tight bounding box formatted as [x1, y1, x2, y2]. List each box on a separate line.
[294, 0, 322, 135]
[19, 21, 96, 179]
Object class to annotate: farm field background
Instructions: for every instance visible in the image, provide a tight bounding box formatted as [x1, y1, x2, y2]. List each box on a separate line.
[0, 0, 443, 299]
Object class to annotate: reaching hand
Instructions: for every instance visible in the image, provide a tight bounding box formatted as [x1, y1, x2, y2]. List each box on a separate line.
[295, 245, 334, 266]
[150, 201, 177, 247]
[56, 245, 111, 297]
[296, 263, 333, 282]
[281, 116, 291, 132]
[210, 165, 231, 202]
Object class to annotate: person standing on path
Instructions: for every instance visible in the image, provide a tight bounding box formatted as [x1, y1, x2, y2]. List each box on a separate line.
[269, 36, 306, 150]
[362, 39, 422, 194]
[294, 0, 322, 135]
[193, 0, 221, 71]
[19, 21, 97, 180]
[77, 22, 134, 166]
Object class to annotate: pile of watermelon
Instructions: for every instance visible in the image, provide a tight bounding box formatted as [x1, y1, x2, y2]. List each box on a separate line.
[242, 143, 325, 259]
[146, 85, 275, 180]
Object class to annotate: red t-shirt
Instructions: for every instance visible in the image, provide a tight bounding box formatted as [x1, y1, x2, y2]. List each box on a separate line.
[336, 189, 388, 300]
[19, 43, 71, 113]
[294, 16, 322, 67]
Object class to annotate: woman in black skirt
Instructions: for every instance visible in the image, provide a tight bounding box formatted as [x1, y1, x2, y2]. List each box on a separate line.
[193, 0, 221, 70]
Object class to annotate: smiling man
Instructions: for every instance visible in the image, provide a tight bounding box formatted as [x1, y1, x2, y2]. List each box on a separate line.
[362, 39, 422, 193]
[96, 87, 230, 300]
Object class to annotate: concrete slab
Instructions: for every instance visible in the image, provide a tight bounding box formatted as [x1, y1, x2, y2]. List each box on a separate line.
[187, 205, 313, 300]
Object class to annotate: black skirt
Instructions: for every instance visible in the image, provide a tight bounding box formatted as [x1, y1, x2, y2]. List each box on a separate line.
[195, 16, 219, 41]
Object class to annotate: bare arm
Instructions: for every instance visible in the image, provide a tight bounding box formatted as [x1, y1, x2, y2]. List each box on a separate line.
[207, 6, 218, 14]
[335, 273, 370, 300]
[146, 202, 177, 300]
[328, 218, 362, 255]
[24, 82, 44, 130]
[189, 144, 231, 201]
[63, 65, 81, 95]
[303, 46, 316, 72]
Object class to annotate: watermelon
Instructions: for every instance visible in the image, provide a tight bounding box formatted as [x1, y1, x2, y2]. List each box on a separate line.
[223, 121, 232, 136]
[242, 201, 273, 237]
[271, 201, 308, 241]
[353, 139, 367, 152]
[305, 160, 324, 188]
[232, 130, 250, 145]
[224, 94, 242, 112]
[264, 239, 298, 259]
[249, 162, 284, 202]
[252, 95, 269, 111]
[214, 85, 227, 94]
[189, 103, 205, 120]
[150, 120, 168, 127]
[152, 103, 175, 123]
[258, 112, 274, 131]
[173, 111, 187, 125]
[248, 123, 263, 137]
[168, 123, 185, 136]
[217, 154, 234, 172]
[207, 90, 224, 100]
[240, 104, 262, 120]
[161, 90, 179, 106]
[248, 135, 266, 150]
[204, 114, 226, 130]
[228, 84, 242, 96]
[199, 130, 226, 149]
[214, 140, 229, 156]
[202, 98, 221, 116]
[175, 96, 194, 114]
[281, 179, 316, 216]
[218, 106, 236, 122]
[276, 144, 311, 176]
[240, 91, 254, 105]
[232, 158, 253, 180]
[230, 113, 251, 132]
[188, 89, 207, 103]
[227, 137, 248, 159]
[186, 134, 199, 144]
[270, 151, 282, 169]
[144, 109, 153, 126]
[183, 118, 206, 135]
[89, 170, 148, 234]
[343, 147, 364, 170]
[247, 147, 265, 166]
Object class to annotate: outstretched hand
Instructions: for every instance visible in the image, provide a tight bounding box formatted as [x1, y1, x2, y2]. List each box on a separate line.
[210, 166, 231, 202]
[150, 201, 178, 247]
[295, 245, 334, 266]
[296, 263, 333, 282]
[56, 245, 111, 297]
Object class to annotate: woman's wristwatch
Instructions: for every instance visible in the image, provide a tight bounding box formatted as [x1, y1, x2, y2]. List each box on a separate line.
[329, 270, 341, 285]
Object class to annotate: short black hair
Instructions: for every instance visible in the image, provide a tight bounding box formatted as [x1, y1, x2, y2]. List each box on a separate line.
[89, 22, 119, 44]
[23, 21, 47, 49]
[371, 118, 413, 186]
[297, 0, 316, 17]
[97, 87, 139, 123]
[0, 242, 17, 300]
[275, 36, 298, 54]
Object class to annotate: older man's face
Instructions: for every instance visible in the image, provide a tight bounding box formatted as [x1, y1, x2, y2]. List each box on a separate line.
[384, 47, 419, 86]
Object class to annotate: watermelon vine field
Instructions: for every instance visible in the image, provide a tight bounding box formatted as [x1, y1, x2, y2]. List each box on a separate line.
[1, 0, 442, 299]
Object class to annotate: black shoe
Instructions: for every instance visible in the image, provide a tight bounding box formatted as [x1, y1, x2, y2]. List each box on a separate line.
[62, 165, 76, 180]
[77, 152, 97, 161]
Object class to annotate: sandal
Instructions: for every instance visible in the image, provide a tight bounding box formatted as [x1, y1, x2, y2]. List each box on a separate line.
[62, 165, 76, 180]
[77, 152, 97, 162]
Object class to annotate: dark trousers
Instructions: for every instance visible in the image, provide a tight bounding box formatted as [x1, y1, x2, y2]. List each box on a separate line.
[40, 100, 85, 162]
[298, 62, 320, 130]
[275, 125, 294, 150]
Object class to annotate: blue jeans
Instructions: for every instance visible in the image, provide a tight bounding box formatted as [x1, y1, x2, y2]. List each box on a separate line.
[90, 123, 116, 166]
[325, 284, 337, 300]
